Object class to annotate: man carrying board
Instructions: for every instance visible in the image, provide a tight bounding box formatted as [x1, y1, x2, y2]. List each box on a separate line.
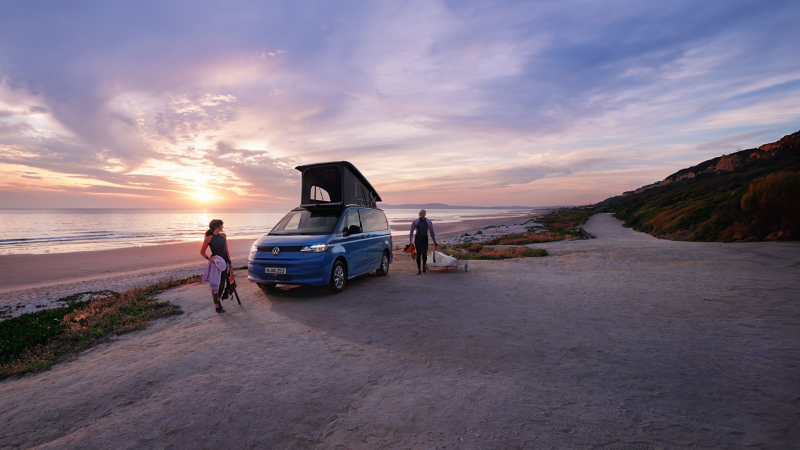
[409, 209, 437, 275]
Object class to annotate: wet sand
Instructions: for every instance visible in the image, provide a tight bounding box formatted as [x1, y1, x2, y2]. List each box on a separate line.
[1, 214, 798, 449]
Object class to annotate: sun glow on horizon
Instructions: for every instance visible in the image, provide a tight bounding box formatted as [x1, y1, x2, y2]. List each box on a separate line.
[192, 190, 215, 203]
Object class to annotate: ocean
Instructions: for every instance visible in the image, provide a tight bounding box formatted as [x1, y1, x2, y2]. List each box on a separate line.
[0, 208, 531, 255]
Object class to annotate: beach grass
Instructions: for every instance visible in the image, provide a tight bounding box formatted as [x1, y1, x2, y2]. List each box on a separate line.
[482, 207, 598, 245]
[440, 243, 548, 260]
[0, 275, 200, 380]
[486, 230, 579, 245]
[536, 206, 597, 231]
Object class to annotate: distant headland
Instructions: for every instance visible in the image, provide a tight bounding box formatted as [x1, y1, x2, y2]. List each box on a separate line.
[381, 203, 555, 210]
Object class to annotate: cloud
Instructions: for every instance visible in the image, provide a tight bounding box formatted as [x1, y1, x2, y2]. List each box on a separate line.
[204, 142, 299, 200]
[0, 0, 799, 207]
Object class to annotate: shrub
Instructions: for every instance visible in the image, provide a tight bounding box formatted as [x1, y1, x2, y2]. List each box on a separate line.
[741, 171, 800, 237]
[693, 213, 730, 241]
[486, 231, 573, 245]
[440, 244, 547, 260]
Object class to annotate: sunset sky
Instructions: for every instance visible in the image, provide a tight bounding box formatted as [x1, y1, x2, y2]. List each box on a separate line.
[1, 1, 799, 209]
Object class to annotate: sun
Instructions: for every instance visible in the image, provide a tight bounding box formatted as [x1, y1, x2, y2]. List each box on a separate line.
[192, 190, 215, 202]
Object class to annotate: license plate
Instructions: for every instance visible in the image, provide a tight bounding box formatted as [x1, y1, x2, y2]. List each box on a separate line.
[265, 268, 286, 274]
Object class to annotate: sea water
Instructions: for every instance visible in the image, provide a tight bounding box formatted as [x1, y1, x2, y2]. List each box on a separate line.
[0, 208, 531, 255]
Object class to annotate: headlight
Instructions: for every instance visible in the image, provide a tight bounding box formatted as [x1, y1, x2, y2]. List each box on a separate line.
[301, 244, 329, 252]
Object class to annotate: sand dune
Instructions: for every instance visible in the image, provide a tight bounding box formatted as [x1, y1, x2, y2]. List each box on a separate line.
[1, 213, 798, 449]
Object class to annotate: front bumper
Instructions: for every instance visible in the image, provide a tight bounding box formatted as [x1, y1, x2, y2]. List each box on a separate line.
[248, 254, 330, 286]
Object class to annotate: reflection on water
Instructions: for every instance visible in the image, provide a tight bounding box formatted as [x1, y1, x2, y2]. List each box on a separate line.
[1, 208, 532, 255]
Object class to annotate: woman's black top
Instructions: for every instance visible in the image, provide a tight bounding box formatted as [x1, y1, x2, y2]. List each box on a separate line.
[209, 234, 227, 261]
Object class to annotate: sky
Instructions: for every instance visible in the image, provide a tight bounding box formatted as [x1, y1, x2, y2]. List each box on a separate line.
[0, 0, 799, 209]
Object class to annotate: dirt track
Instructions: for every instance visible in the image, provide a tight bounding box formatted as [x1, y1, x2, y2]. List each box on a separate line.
[1, 214, 799, 449]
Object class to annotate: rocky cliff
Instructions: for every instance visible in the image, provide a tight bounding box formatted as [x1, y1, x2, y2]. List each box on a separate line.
[620, 130, 800, 197]
[603, 130, 800, 241]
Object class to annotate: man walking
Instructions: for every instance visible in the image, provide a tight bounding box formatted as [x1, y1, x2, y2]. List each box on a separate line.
[409, 209, 437, 275]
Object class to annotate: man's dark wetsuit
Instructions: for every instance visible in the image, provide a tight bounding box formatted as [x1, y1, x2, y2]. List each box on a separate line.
[410, 218, 436, 272]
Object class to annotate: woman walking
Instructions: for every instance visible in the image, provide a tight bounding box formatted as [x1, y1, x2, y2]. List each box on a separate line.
[409, 209, 436, 275]
[201, 219, 231, 313]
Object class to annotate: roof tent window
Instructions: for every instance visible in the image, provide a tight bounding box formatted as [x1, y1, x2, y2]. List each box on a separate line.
[301, 166, 342, 205]
[310, 186, 330, 202]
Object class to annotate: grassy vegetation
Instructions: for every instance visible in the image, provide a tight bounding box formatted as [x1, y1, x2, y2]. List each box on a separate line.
[479, 206, 597, 245]
[603, 134, 800, 241]
[536, 207, 597, 231]
[486, 231, 574, 245]
[0, 275, 200, 380]
[439, 243, 548, 260]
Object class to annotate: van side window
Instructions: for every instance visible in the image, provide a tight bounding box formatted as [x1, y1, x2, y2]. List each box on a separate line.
[339, 209, 361, 234]
[353, 182, 362, 199]
[377, 210, 388, 230]
[361, 209, 389, 232]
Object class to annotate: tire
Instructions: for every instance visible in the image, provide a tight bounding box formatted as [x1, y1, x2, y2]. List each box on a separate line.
[258, 283, 277, 292]
[376, 252, 390, 276]
[329, 260, 347, 294]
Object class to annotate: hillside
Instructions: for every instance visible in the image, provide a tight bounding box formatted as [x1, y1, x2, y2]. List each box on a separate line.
[601, 130, 800, 241]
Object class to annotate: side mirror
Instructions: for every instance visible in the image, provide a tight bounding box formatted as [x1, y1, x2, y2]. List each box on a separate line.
[346, 225, 362, 236]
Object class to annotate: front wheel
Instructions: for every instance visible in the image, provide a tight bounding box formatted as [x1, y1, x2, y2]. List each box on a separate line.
[329, 260, 347, 294]
[376, 252, 390, 276]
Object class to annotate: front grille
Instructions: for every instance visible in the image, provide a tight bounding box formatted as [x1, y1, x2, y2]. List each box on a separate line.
[256, 246, 303, 252]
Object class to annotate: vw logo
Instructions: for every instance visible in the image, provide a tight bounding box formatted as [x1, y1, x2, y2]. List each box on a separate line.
[272, 247, 281, 256]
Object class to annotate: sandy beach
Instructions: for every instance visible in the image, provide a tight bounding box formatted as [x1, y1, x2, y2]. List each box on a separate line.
[0, 212, 540, 317]
[1, 213, 798, 448]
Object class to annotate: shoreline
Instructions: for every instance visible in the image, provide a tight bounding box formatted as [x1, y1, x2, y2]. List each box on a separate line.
[0, 212, 543, 318]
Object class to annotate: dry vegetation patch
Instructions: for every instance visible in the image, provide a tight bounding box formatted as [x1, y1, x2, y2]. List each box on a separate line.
[482, 207, 597, 245]
[439, 243, 547, 260]
[487, 231, 576, 245]
[0, 276, 199, 380]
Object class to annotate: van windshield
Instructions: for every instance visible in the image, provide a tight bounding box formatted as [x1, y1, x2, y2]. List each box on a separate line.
[270, 209, 343, 235]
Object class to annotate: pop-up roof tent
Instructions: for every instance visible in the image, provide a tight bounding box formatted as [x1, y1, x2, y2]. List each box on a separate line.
[295, 161, 382, 208]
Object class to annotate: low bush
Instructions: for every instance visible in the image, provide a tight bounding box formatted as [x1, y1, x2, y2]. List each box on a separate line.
[486, 231, 576, 245]
[537, 207, 596, 230]
[741, 171, 800, 238]
[440, 244, 547, 260]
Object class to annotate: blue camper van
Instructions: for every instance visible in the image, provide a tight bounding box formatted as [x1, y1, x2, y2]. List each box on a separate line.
[248, 161, 393, 293]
